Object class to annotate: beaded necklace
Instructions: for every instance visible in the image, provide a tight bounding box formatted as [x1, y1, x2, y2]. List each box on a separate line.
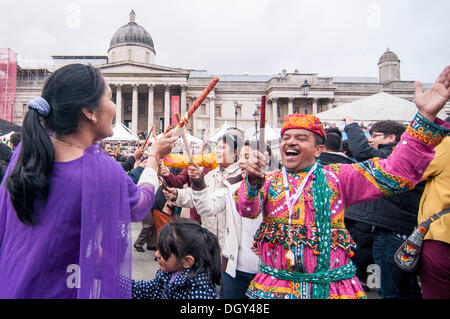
[281, 162, 333, 299]
[282, 163, 316, 266]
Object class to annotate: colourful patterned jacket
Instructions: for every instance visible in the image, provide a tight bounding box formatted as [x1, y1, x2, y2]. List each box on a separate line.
[234, 113, 450, 299]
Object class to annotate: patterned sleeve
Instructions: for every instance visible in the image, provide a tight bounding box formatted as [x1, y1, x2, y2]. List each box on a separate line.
[187, 284, 217, 299]
[234, 174, 269, 219]
[131, 275, 163, 299]
[338, 112, 450, 208]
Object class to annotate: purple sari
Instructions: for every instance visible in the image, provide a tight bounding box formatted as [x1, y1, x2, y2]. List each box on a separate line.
[0, 143, 154, 299]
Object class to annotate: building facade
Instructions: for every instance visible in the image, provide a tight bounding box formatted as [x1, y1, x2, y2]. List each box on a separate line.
[10, 11, 450, 140]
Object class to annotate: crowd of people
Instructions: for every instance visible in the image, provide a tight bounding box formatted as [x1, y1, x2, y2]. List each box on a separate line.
[0, 63, 449, 300]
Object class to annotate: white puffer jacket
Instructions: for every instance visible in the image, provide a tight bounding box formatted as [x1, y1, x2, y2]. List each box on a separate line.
[173, 163, 241, 251]
[192, 180, 262, 278]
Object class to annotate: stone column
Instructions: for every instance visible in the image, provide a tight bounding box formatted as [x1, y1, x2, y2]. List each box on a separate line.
[147, 84, 154, 132]
[288, 97, 294, 115]
[209, 93, 215, 139]
[191, 96, 198, 136]
[132, 84, 138, 134]
[328, 100, 333, 110]
[272, 98, 278, 127]
[180, 85, 187, 116]
[115, 84, 122, 124]
[164, 85, 170, 130]
[312, 99, 318, 115]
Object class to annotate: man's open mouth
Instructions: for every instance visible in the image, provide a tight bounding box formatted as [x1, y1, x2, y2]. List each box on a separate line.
[284, 149, 300, 158]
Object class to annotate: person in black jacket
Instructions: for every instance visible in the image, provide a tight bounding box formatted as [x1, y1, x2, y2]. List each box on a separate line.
[0, 143, 12, 183]
[318, 128, 355, 165]
[101, 142, 144, 172]
[343, 117, 423, 299]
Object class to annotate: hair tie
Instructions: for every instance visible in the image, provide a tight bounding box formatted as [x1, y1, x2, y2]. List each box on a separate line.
[27, 97, 50, 117]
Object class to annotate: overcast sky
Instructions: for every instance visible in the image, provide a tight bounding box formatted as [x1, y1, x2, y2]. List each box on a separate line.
[1, 0, 449, 83]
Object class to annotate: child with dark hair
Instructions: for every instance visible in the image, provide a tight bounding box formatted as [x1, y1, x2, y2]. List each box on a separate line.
[130, 218, 222, 299]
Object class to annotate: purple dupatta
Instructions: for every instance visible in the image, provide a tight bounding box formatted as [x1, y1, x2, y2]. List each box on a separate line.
[78, 144, 154, 298]
[0, 143, 154, 299]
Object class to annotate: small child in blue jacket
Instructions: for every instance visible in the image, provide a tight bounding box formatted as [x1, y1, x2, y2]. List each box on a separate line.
[131, 218, 221, 299]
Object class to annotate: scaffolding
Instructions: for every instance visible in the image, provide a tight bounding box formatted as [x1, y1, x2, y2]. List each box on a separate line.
[0, 48, 17, 123]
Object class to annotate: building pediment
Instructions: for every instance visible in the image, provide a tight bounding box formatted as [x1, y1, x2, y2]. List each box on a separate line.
[97, 61, 190, 76]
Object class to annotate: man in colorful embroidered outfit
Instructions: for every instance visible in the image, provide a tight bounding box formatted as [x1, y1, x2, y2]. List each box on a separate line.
[235, 66, 450, 299]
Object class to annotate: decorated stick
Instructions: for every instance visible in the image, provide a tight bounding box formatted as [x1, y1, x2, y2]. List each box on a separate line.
[181, 128, 193, 164]
[171, 77, 220, 136]
[141, 125, 153, 150]
[257, 96, 266, 187]
[187, 78, 219, 120]
[164, 125, 173, 134]
[258, 96, 266, 154]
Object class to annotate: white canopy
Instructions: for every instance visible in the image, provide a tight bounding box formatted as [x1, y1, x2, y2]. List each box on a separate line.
[210, 122, 234, 142]
[103, 122, 139, 141]
[0, 131, 15, 141]
[245, 125, 281, 142]
[150, 129, 203, 154]
[151, 130, 202, 144]
[316, 92, 447, 128]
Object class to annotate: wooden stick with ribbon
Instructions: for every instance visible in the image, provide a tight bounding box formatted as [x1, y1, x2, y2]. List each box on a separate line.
[141, 125, 154, 150]
[256, 95, 267, 188]
[176, 113, 193, 164]
[171, 77, 219, 137]
[258, 95, 266, 155]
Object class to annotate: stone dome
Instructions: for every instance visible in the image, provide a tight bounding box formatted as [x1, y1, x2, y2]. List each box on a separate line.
[378, 48, 400, 65]
[109, 10, 155, 52]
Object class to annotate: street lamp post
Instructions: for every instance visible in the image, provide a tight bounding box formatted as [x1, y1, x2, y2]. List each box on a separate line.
[10, 99, 15, 129]
[300, 79, 311, 114]
[234, 101, 238, 129]
[252, 110, 259, 138]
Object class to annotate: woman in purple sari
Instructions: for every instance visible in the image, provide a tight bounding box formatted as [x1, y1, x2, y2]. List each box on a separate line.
[0, 64, 176, 299]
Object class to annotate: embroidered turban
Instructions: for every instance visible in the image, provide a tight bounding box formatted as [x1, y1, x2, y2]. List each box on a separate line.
[281, 114, 326, 139]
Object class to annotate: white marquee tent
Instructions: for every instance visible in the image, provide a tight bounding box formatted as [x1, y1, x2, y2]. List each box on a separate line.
[245, 125, 281, 142]
[103, 122, 139, 141]
[0, 131, 15, 141]
[210, 122, 234, 142]
[316, 92, 447, 129]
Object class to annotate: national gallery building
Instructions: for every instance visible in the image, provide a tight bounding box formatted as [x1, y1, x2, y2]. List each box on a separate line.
[10, 10, 448, 139]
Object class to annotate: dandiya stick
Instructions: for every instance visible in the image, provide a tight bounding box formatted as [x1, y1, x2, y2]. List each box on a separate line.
[164, 125, 173, 134]
[186, 77, 219, 121]
[258, 96, 266, 154]
[180, 127, 193, 164]
[141, 125, 153, 150]
[256, 95, 266, 188]
[172, 78, 219, 136]
[175, 113, 193, 163]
